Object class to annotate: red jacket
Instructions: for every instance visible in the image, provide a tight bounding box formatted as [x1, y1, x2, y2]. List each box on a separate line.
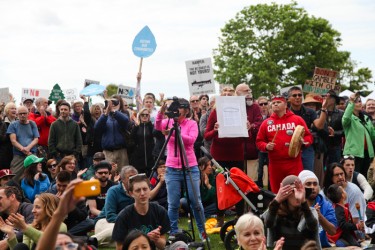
[28, 111, 56, 146]
[204, 109, 244, 161]
[256, 110, 313, 192]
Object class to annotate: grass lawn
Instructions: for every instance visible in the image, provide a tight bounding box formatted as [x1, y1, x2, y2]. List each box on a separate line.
[99, 215, 234, 250]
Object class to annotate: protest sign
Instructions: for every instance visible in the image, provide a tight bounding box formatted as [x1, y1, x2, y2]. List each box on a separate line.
[84, 79, 100, 88]
[80, 84, 105, 96]
[0, 88, 10, 103]
[303, 67, 340, 94]
[48, 84, 65, 104]
[216, 96, 248, 138]
[118, 85, 136, 104]
[185, 57, 215, 96]
[22, 88, 50, 103]
[132, 26, 157, 58]
[64, 88, 78, 102]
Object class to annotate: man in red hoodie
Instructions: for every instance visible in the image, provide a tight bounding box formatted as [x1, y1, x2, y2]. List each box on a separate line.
[256, 96, 313, 193]
[28, 97, 56, 152]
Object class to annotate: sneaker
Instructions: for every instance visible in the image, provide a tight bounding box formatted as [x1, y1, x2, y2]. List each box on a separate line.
[199, 232, 208, 242]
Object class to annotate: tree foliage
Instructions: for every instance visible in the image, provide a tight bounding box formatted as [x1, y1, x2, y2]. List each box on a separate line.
[338, 59, 373, 92]
[213, 2, 366, 96]
[106, 84, 118, 97]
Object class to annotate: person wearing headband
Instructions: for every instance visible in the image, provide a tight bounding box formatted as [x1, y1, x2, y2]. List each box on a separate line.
[256, 95, 313, 193]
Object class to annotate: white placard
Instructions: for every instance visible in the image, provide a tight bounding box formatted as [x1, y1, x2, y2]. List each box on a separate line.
[0, 88, 10, 103]
[64, 88, 78, 103]
[118, 85, 136, 104]
[21, 88, 50, 103]
[216, 96, 248, 138]
[185, 57, 215, 96]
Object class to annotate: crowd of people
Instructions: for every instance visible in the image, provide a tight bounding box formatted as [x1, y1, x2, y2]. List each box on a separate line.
[1, 81, 375, 250]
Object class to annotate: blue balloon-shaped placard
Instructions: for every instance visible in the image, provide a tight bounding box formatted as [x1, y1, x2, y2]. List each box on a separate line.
[132, 26, 157, 58]
[80, 84, 106, 96]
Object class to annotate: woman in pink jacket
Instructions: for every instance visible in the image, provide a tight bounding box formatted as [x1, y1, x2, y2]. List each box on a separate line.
[155, 98, 206, 240]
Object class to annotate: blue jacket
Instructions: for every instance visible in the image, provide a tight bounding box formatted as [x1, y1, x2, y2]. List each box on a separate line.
[94, 111, 129, 150]
[21, 174, 50, 203]
[95, 182, 134, 223]
[313, 194, 337, 248]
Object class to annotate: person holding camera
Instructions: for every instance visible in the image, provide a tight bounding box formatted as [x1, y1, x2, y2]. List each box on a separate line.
[155, 98, 207, 241]
[95, 95, 130, 169]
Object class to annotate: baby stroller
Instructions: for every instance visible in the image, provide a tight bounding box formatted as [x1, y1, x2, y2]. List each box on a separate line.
[200, 147, 275, 250]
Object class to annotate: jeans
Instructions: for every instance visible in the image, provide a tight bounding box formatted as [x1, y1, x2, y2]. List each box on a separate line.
[325, 145, 342, 166]
[302, 146, 315, 171]
[166, 166, 205, 234]
[180, 198, 217, 219]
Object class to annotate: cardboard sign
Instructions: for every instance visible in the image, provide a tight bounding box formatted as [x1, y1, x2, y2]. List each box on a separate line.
[64, 88, 78, 103]
[303, 67, 339, 94]
[132, 26, 157, 58]
[118, 85, 136, 104]
[185, 57, 215, 96]
[22, 88, 50, 103]
[0, 88, 10, 103]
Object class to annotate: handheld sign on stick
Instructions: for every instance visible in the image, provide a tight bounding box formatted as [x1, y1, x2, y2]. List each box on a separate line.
[132, 25, 157, 111]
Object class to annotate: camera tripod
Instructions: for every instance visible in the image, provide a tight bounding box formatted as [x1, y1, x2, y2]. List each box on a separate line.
[150, 116, 211, 249]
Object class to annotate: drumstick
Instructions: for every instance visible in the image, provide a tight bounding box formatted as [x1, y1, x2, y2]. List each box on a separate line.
[355, 202, 363, 221]
[272, 128, 279, 143]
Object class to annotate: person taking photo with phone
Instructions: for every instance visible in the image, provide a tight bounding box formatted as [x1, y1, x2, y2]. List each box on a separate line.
[95, 95, 130, 170]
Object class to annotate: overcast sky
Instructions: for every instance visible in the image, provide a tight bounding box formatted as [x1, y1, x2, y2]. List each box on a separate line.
[0, 0, 374, 103]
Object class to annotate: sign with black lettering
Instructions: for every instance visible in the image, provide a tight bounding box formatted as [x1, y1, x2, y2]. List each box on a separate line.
[303, 67, 340, 94]
[118, 85, 135, 104]
[185, 57, 215, 96]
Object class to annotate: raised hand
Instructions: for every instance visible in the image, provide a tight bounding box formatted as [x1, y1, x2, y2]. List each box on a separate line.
[7, 213, 28, 232]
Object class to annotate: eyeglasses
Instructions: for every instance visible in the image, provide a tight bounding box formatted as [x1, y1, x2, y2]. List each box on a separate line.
[190, 100, 199, 103]
[291, 94, 303, 98]
[48, 164, 57, 169]
[97, 171, 109, 175]
[18, 112, 28, 115]
[93, 158, 105, 161]
[140, 114, 149, 117]
[55, 242, 79, 250]
[259, 103, 268, 106]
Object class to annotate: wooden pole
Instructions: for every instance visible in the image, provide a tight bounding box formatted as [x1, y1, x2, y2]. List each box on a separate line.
[136, 57, 143, 112]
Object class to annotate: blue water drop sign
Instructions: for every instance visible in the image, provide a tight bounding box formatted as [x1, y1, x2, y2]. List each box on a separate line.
[132, 26, 157, 58]
[128, 89, 134, 97]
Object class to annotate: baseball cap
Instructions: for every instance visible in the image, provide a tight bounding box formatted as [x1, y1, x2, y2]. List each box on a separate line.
[93, 152, 105, 161]
[23, 98, 34, 104]
[24, 155, 44, 168]
[0, 169, 16, 179]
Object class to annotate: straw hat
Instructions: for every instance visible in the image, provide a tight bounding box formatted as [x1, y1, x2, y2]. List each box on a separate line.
[303, 93, 323, 109]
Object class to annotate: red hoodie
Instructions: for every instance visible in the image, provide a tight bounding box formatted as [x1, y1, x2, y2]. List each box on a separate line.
[28, 111, 56, 146]
[256, 110, 313, 192]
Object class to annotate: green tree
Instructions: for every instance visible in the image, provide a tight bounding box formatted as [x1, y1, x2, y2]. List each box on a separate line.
[338, 59, 373, 92]
[213, 2, 351, 96]
[106, 84, 118, 97]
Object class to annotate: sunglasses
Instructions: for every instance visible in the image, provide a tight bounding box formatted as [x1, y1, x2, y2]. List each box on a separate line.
[259, 103, 268, 106]
[48, 164, 57, 169]
[343, 155, 355, 159]
[97, 171, 109, 175]
[190, 100, 199, 103]
[140, 114, 149, 117]
[291, 93, 303, 98]
[55, 242, 79, 250]
[129, 173, 147, 182]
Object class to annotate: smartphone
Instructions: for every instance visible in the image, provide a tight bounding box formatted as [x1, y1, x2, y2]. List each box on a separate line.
[74, 179, 101, 197]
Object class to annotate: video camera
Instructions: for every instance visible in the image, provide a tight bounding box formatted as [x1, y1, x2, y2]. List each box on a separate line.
[165, 96, 189, 119]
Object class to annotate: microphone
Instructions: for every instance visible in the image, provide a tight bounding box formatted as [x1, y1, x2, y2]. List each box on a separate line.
[200, 146, 225, 174]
